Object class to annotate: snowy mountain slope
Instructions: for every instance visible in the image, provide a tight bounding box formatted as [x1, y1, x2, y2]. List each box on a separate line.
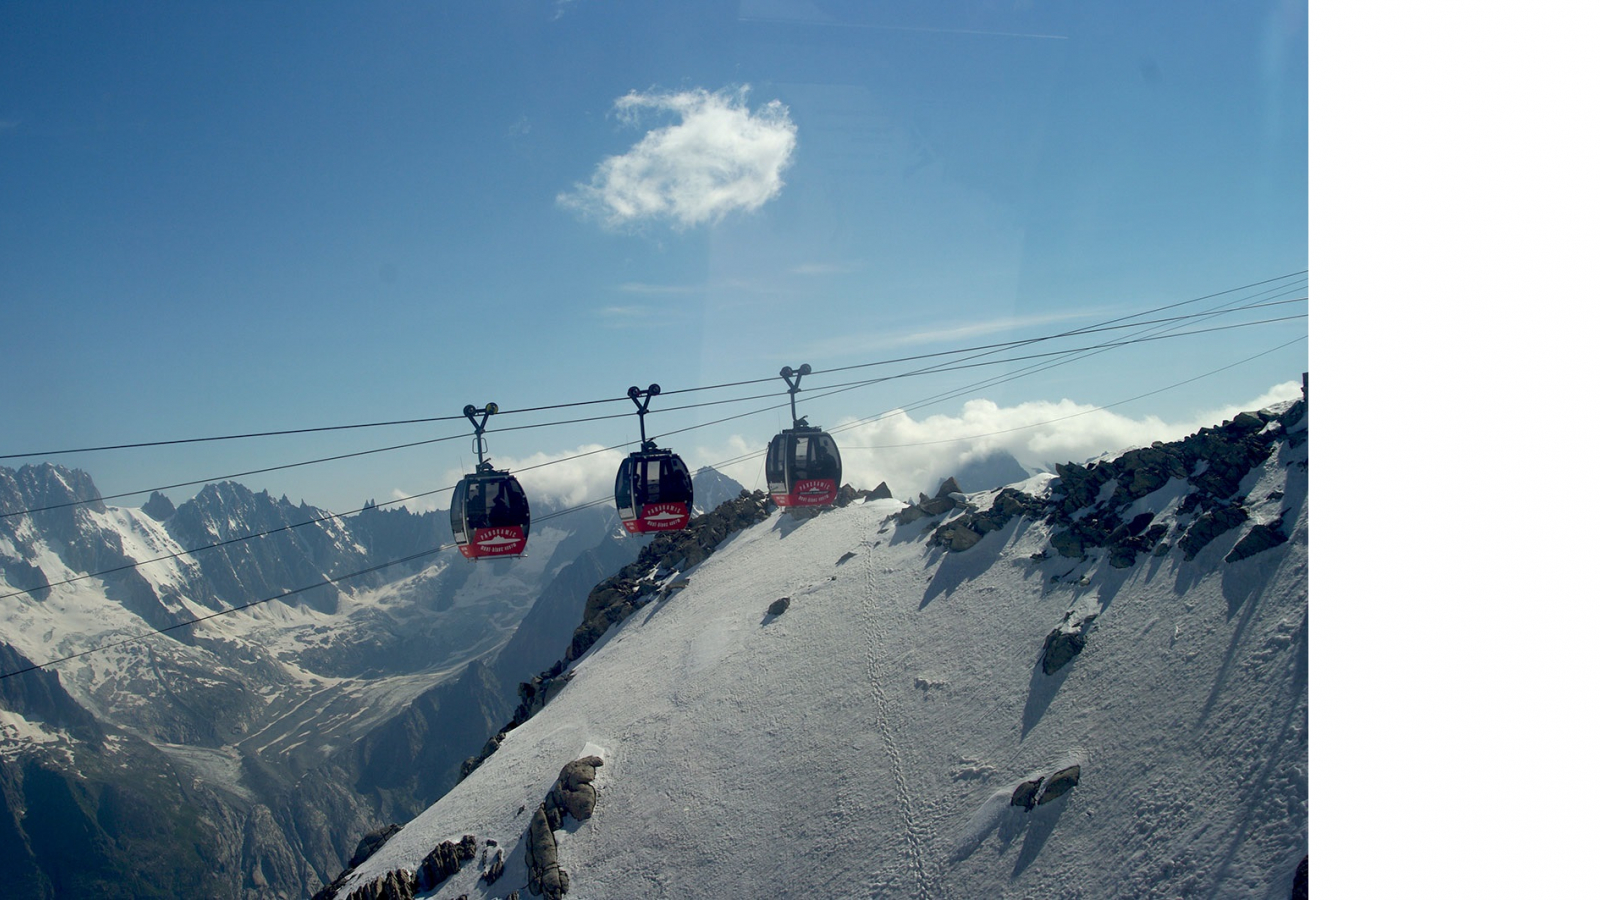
[0, 469, 621, 897]
[334, 403, 1308, 900]
[0, 471, 600, 751]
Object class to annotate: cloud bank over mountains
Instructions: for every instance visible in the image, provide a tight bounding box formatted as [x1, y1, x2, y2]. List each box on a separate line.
[819, 380, 1305, 496]
[559, 86, 797, 229]
[397, 381, 1303, 512]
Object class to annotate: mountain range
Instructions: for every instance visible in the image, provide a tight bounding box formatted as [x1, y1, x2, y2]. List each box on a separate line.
[2, 400, 1308, 899]
[0, 463, 634, 898]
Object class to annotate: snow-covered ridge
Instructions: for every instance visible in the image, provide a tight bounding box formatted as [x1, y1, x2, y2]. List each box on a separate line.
[334, 400, 1309, 899]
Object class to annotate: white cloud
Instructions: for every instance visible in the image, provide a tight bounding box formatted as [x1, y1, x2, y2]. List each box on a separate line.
[772, 381, 1306, 499]
[504, 444, 628, 509]
[559, 86, 797, 229]
[685, 432, 769, 496]
[397, 383, 1306, 517]
[393, 444, 627, 514]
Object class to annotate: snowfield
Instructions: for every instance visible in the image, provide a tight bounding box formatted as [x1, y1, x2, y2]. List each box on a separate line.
[339, 456, 1308, 899]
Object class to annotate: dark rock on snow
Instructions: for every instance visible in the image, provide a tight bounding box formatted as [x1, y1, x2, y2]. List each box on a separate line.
[1226, 516, 1290, 563]
[141, 490, 177, 520]
[1011, 765, 1082, 810]
[1040, 614, 1096, 676]
[482, 848, 506, 885]
[416, 835, 477, 892]
[345, 868, 417, 900]
[550, 755, 603, 822]
[350, 824, 403, 869]
[930, 400, 1305, 575]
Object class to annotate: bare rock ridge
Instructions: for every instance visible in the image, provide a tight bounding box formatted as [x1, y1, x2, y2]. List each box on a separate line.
[328, 755, 602, 900]
[525, 755, 603, 899]
[926, 401, 1305, 568]
[917, 399, 1306, 677]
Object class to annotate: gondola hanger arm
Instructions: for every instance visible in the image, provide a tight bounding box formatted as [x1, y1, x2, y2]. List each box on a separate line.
[627, 384, 662, 450]
[463, 402, 500, 472]
[779, 365, 812, 429]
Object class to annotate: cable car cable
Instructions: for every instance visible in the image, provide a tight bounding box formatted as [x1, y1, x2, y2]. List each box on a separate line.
[0, 271, 1306, 460]
[0, 314, 1304, 599]
[1, 309, 1306, 583]
[0, 331, 1305, 678]
[0, 430, 474, 520]
[2, 297, 1296, 518]
[837, 335, 1309, 449]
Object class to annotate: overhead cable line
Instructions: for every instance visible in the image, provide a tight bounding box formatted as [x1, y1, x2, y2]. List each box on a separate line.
[0, 293, 1303, 520]
[803, 275, 1307, 381]
[0, 271, 1306, 461]
[838, 335, 1308, 449]
[0, 330, 1306, 679]
[0, 308, 1305, 599]
[0, 430, 474, 520]
[813, 282, 1308, 428]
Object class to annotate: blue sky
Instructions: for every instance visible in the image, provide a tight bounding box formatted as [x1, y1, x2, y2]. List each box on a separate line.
[1, 1, 1308, 511]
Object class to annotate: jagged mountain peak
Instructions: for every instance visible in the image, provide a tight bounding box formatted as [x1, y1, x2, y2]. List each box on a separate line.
[691, 464, 746, 514]
[0, 461, 104, 504]
[142, 489, 177, 521]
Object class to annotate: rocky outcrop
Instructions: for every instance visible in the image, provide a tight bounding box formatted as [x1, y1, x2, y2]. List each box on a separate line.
[1178, 503, 1249, 560]
[1010, 766, 1082, 810]
[1226, 516, 1290, 563]
[921, 401, 1305, 575]
[1040, 614, 1097, 675]
[521, 755, 603, 899]
[416, 835, 477, 892]
[546, 755, 603, 822]
[350, 830, 400, 883]
[141, 490, 176, 521]
[895, 477, 975, 526]
[524, 801, 569, 899]
[929, 486, 1051, 551]
[329, 833, 479, 899]
[346, 869, 417, 900]
[482, 847, 506, 885]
